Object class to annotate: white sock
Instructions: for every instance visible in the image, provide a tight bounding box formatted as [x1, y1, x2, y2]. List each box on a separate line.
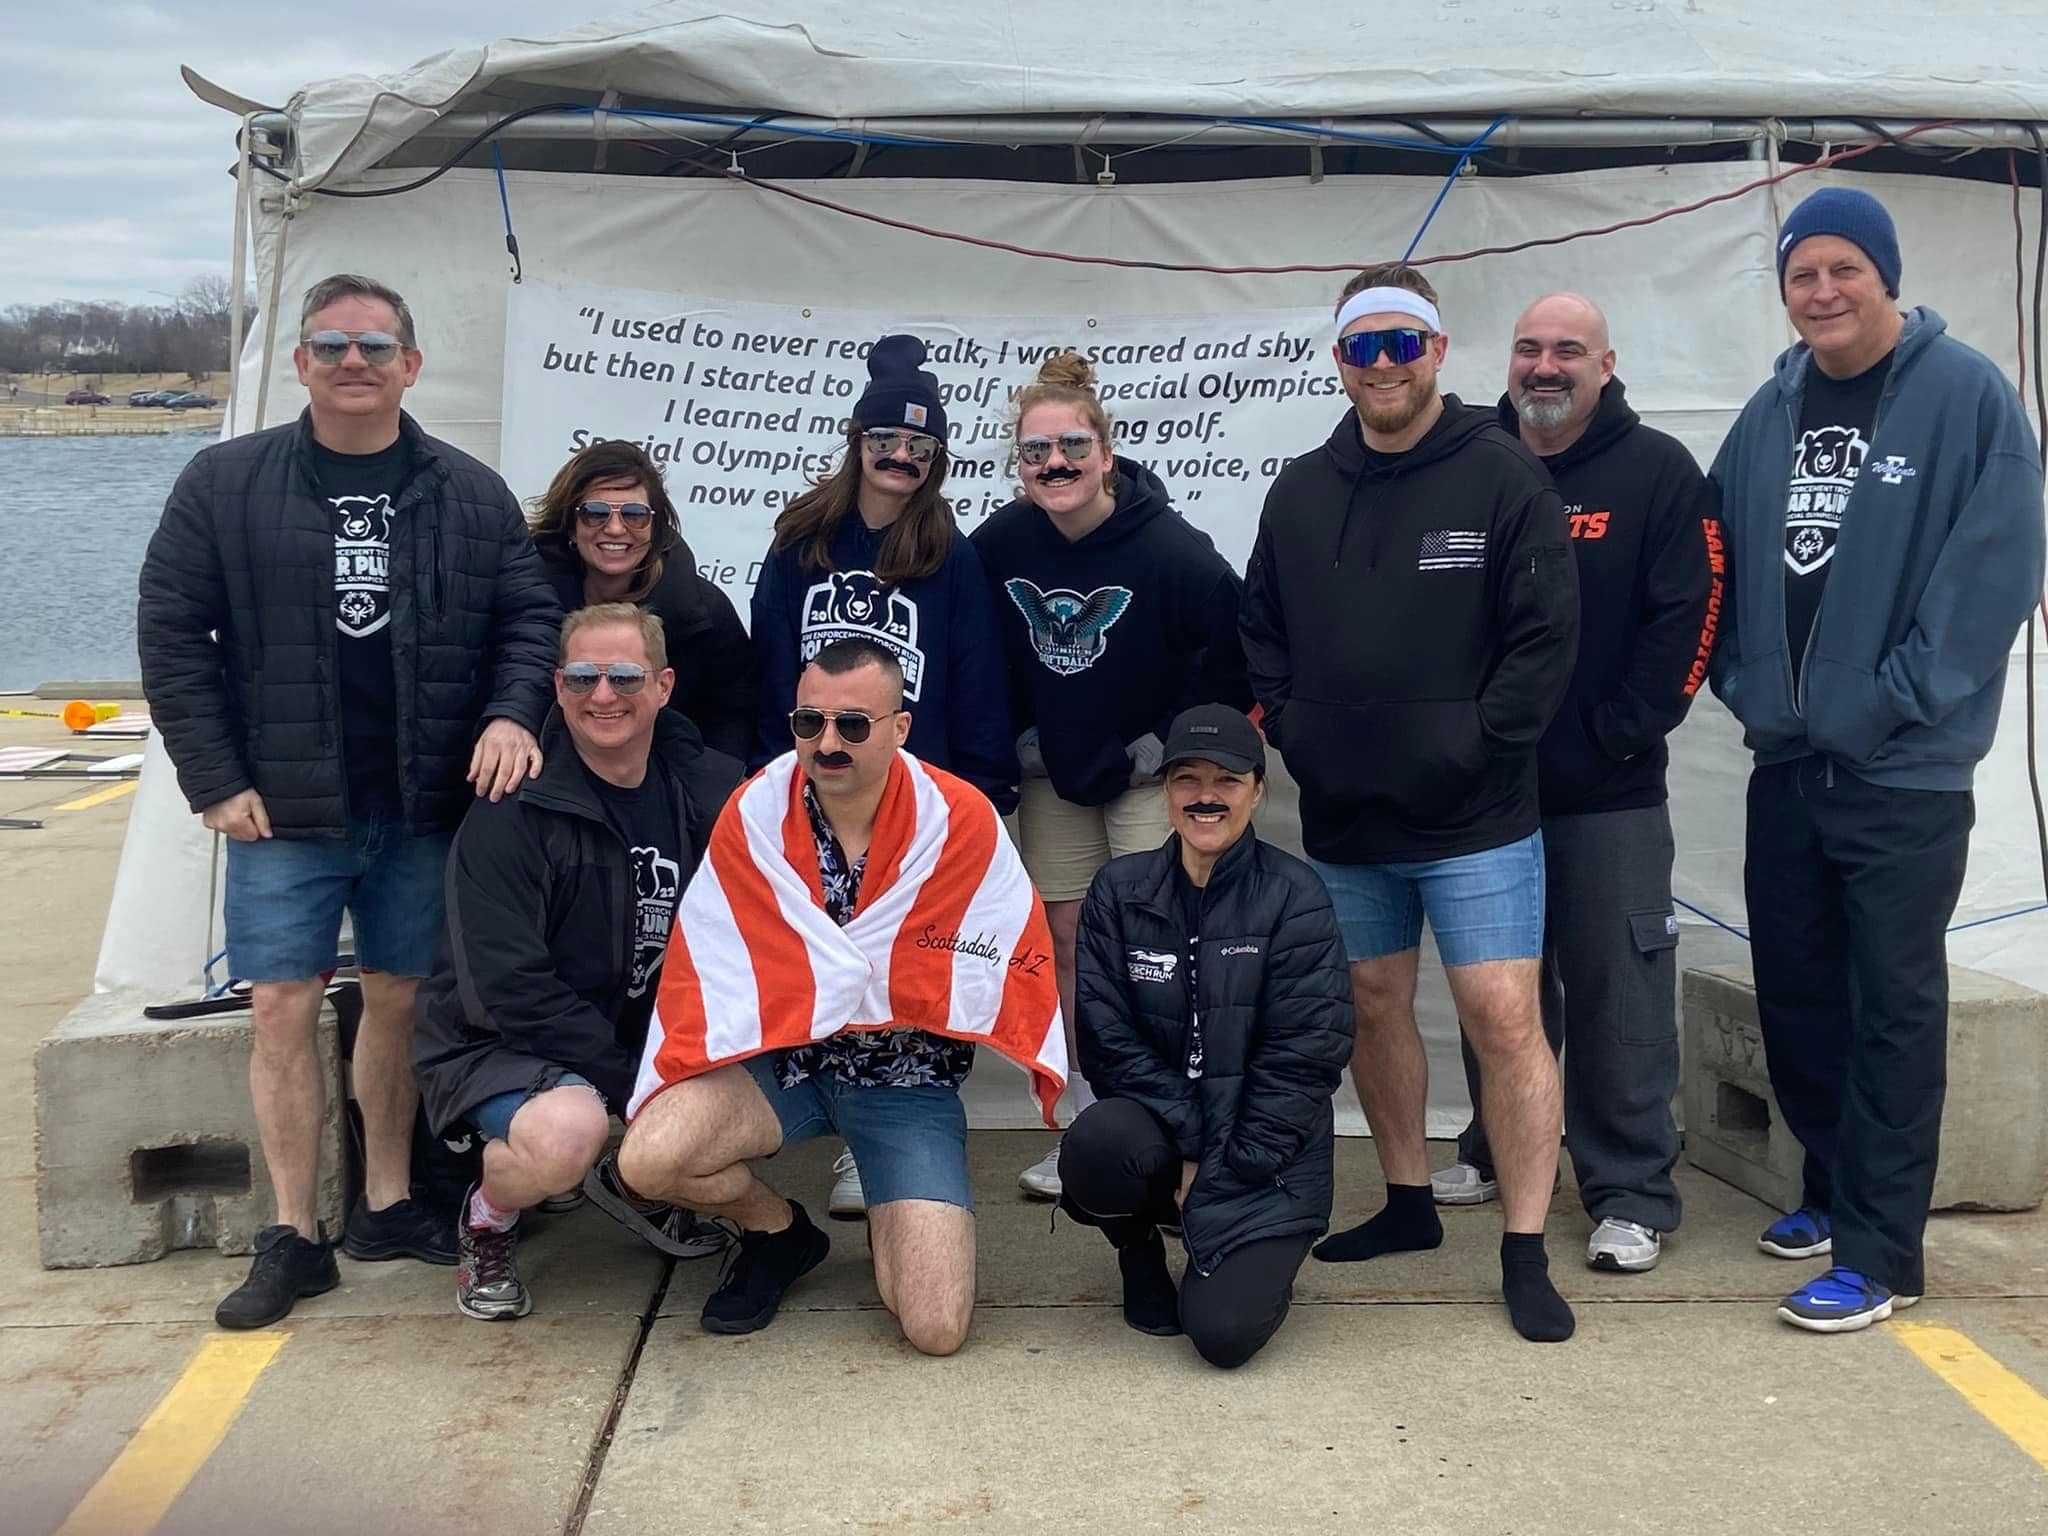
[1062, 1076, 1098, 1120]
[467, 1186, 520, 1233]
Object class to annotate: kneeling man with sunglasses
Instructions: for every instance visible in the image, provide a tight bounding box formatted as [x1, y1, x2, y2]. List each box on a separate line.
[413, 604, 744, 1319]
[617, 637, 1065, 1353]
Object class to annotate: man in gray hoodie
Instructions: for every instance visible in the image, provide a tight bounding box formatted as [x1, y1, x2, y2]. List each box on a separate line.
[1709, 186, 2044, 1334]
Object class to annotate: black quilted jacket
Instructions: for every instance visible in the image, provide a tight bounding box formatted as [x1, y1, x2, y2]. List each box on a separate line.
[138, 410, 562, 837]
[1076, 830, 1354, 1274]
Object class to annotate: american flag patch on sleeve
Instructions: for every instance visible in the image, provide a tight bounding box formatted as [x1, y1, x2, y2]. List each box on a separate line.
[1417, 529, 1487, 571]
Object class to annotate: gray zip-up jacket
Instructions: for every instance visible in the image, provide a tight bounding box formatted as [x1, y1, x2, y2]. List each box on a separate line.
[1707, 307, 2045, 790]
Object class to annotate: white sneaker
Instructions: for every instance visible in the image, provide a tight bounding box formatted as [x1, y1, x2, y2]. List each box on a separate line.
[1587, 1217, 1662, 1272]
[1431, 1162, 1500, 1206]
[827, 1147, 866, 1218]
[1018, 1143, 1062, 1200]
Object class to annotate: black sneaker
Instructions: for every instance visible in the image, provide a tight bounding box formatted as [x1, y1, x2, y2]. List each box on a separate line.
[583, 1152, 732, 1260]
[342, 1195, 458, 1265]
[701, 1201, 830, 1335]
[456, 1203, 532, 1322]
[215, 1224, 339, 1329]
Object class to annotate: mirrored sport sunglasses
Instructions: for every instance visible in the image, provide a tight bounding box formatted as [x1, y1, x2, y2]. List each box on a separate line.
[860, 428, 942, 463]
[1016, 430, 1100, 467]
[304, 329, 406, 366]
[1337, 327, 1435, 369]
[789, 707, 900, 744]
[575, 500, 654, 529]
[560, 662, 648, 695]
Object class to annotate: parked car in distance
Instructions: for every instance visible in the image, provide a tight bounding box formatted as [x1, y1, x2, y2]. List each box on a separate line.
[65, 389, 110, 405]
[128, 389, 177, 407]
[162, 393, 221, 410]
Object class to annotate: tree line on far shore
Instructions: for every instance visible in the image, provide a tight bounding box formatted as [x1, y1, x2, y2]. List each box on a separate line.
[1, 276, 254, 379]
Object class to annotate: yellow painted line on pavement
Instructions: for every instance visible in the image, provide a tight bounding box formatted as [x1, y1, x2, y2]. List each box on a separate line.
[54, 781, 138, 812]
[1894, 1322, 2048, 1473]
[54, 1331, 288, 1536]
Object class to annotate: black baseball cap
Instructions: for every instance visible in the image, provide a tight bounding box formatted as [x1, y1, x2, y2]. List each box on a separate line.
[1161, 704, 1265, 776]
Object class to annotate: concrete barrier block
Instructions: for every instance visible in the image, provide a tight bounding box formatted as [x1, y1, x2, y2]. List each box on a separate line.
[34, 990, 347, 1268]
[1683, 963, 2048, 1215]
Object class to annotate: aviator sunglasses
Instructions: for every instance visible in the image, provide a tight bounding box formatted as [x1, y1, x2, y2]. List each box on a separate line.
[789, 707, 901, 744]
[1017, 430, 1100, 466]
[1337, 327, 1436, 369]
[860, 428, 942, 463]
[560, 662, 648, 695]
[575, 500, 654, 529]
[304, 329, 405, 366]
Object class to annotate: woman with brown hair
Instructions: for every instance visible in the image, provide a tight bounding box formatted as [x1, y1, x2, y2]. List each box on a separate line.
[971, 350, 1252, 1200]
[749, 333, 1013, 796]
[530, 440, 753, 758]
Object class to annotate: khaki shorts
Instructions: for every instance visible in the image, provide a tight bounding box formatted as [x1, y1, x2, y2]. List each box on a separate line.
[1011, 776, 1173, 903]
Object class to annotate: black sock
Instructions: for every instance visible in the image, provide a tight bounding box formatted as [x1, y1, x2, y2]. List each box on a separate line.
[1501, 1232, 1575, 1342]
[1312, 1183, 1443, 1263]
[1117, 1227, 1182, 1336]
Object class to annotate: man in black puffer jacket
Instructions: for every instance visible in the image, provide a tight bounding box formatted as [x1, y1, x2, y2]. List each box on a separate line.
[414, 604, 743, 1322]
[137, 273, 561, 1331]
[1063, 705, 1353, 1368]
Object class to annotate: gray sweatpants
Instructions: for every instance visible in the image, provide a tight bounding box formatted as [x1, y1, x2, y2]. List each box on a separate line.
[1455, 802, 1682, 1232]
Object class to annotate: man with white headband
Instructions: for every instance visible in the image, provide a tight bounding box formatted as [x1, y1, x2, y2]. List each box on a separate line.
[1240, 262, 1581, 1342]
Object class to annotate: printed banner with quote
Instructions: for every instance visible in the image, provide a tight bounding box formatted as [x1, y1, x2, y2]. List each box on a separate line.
[499, 284, 1348, 611]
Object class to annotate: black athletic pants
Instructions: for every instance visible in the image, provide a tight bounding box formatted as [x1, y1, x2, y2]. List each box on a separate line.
[1062, 1097, 1314, 1369]
[1743, 757, 1972, 1295]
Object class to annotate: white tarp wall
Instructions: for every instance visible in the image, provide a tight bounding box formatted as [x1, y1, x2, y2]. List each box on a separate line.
[101, 160, 2048, 1129]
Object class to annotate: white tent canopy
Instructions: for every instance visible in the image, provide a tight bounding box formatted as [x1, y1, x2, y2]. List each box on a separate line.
[107, 4, 2048, 1132]
[265, 1, 2048, 190]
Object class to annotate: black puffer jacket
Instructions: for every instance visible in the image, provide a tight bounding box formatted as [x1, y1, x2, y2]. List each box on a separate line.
[533, 532, 755, 760]
[138, 410, 562, 837]
[1076, 829, 1353, 1275]
[413, 708, 742, 1131]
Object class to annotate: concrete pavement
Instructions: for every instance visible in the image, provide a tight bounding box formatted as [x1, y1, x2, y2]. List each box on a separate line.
[4, 711, 2045, 1536]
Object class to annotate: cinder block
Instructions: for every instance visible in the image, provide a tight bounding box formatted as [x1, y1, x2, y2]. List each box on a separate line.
[35, 990, 347, 1268]
[1683, 963, 2048, 1215]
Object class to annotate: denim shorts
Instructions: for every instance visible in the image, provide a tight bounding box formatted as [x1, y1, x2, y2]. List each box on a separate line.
[224, 814, 453, 982]
[746, 1053, 974, 1211]
[471, 1073, 599, 1143]
[1309, 830, 1546, 966]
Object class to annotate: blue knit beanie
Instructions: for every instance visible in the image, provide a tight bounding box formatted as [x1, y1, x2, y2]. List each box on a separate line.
[1776, 187, 1901, 298]
[852, 334, 948, 441]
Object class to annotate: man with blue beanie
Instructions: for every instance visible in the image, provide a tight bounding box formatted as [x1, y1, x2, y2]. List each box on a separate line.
[1710, 184, 2045, 1332]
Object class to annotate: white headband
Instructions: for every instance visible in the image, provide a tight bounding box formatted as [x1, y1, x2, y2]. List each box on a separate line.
[1335, 286, 1442, 338]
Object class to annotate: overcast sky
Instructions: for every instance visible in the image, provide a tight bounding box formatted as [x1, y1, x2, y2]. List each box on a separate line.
[2, 3, 577, 310]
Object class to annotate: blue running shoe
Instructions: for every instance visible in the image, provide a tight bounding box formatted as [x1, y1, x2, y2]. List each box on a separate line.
[1758, 1207, 1832, 1259]
[1777, 1267, 1915, 1333]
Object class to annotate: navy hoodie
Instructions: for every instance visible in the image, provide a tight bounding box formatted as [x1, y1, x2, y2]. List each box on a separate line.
[971, 458, 1251, 807]
[1496, 381, 1720, 816]
[749, 511, 1017, 807]
[1241, 400, 1578, 864]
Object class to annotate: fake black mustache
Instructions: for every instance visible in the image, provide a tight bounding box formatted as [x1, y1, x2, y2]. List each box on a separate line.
[1035, 466, 1082, 484]
[874, 458, 923, 478]
[812, 750, 853, 769]
[1182, 802, 1231, 818]
[1524, 374, 1573, 392]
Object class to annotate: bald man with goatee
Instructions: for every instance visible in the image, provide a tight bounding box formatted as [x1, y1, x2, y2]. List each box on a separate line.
[1438, 294, 1719, 1276]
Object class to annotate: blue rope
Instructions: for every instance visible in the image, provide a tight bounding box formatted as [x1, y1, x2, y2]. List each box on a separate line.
[572, 104, 976, 150]
[1675, 896, 2048, 943]
[1167, 114, 1506, 157]
[491, 142, 521, 282]
[1402, 116, 1510, 262]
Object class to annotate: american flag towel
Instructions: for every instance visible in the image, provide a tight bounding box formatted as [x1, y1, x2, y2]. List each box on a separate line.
[628, 750, 1067, 1124]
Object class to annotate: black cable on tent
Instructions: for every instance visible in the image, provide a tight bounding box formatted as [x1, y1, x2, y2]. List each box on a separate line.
[2025, 126, 2048, 904]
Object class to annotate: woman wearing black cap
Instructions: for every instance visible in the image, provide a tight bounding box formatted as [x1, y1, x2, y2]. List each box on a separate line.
[529, 439, 753, 757]
[750, 334, 1013, 796]
[1061, 704, 1353, 1368]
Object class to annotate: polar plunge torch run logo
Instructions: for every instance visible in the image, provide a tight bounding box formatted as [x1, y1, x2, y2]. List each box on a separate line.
[332, 495, 394, 638]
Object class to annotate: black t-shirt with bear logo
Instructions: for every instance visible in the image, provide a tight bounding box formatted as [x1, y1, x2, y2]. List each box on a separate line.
[312, 438, 411, 820]
[1783, 353, 1892, 670]
[589, 762, 683, 1052]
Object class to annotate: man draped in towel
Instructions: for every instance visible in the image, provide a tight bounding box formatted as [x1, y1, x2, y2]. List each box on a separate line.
[619, 637, 1065, 1351]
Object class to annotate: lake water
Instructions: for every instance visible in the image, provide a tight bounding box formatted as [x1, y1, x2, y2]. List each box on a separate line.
[0, 433, 209, 690]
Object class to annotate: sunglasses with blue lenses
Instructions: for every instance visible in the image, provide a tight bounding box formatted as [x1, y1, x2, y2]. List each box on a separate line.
[1337, 327, 1435, 368]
